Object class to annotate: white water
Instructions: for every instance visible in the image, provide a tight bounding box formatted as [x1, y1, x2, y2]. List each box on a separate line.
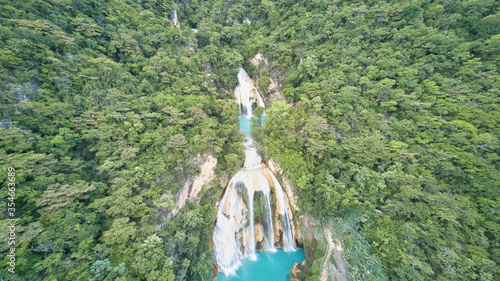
[271, 172, 296, 251]
[263, 192, 276, 252]
[243, 137, 262, 170]
[213, 67, 296, 276]
[235, 67, 264, 118]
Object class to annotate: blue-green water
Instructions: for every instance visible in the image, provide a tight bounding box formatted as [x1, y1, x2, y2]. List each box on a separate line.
[214, 249, 305, 281]
[227, 113, 300, 281]
[238, 115, 266, 135]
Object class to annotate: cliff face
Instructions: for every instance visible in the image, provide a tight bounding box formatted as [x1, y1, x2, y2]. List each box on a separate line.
[171, 10, 180, 28]
[172, 154, 217, 216]
[289, 214, 351, 281]
[248, 53, 284, 105]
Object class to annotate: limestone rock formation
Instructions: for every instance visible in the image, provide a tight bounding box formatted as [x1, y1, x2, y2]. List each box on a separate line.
[248, 53, 284, 103]
[172, 154, 216, 216]
[171, 10, 179, 28]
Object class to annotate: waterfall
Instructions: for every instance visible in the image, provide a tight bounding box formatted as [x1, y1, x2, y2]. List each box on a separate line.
[213, 178, 244, 274]
[234, 67, 264, 118]
[264, 192, 276, 252]
[271, 172, 296, 251]
[243, 137, 262, 170]
[213, 67, 296, 276]
[246, 172, 257, 260]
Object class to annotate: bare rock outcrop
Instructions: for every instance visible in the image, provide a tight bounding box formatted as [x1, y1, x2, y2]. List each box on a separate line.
[171, 10, 179, 28]
[320, 225, 349, 281]
[249, 53, 284, 103]
[249, 53, 268, 66]
[172, 154, 216, 216]
[290, 216, 350, 281]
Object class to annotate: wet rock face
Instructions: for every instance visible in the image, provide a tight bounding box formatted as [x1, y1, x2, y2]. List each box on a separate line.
[267, 159, 300, 212]
[255, 223, 265, 249]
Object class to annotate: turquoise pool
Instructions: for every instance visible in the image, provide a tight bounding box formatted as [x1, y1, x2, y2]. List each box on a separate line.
[238, 115, 266, 135]
[214, 249, 305, 281]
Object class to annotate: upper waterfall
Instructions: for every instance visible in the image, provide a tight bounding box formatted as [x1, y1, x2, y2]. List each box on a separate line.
[234, 67, 265, 118]
[213, 67, 296, 277]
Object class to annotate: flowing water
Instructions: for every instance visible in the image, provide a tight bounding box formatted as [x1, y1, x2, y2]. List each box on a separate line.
[235, 67, 265, 118]
[213, 67, 304, 279]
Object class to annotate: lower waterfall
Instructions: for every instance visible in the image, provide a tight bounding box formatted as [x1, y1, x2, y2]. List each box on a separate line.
[213, 67, 297, 277]
[213, 136, 297, 276]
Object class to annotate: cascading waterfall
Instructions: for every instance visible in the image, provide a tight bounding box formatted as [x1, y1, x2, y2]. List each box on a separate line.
[246, 173, 257, 260]
[235, 67, 265, 117]
[213, 67, 296, 276]
[263, 193, 275, 252]
[272, 173, 296, 251]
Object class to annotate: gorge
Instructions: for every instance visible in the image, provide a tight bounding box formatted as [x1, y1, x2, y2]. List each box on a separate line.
[213, 68, 305, 279]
